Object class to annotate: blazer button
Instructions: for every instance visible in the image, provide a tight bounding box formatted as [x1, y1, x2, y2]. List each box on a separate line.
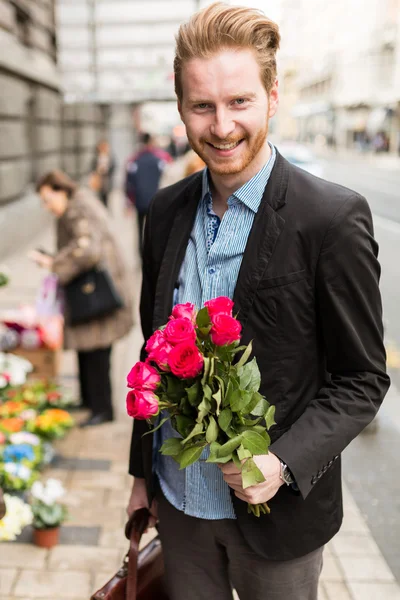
[311, 476, 317, 485]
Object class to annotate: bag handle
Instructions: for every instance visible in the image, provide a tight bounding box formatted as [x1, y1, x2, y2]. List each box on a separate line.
[124, 508, 150, 599]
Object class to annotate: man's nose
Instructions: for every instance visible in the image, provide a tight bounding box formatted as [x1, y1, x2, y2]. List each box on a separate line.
[210, 108, 235, 140]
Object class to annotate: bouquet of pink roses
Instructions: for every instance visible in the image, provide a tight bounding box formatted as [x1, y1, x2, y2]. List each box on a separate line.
[126, 296, 276, 517]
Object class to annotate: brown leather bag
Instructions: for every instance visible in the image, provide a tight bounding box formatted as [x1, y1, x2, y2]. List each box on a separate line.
[0, 488, 6, 520]
[91, 509, 169, 600]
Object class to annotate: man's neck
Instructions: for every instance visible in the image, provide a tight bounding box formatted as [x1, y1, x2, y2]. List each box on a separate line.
[209, 141, 271, 210]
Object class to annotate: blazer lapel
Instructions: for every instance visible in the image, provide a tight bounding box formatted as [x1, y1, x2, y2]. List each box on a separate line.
[233, 152, 289, 328]
[152, 173, 203, 330]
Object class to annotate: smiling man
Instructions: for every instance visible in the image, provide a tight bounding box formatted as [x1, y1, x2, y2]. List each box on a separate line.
[127, 3, 389, 599]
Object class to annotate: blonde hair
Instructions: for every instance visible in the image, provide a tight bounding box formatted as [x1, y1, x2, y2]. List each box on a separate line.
[174, 2, 280, 101]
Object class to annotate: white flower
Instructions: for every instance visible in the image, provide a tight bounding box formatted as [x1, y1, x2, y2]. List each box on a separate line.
[31, 478, 65, 505]
[0, 495, 33, 541]
[4, 463, 32, 480]
[10, 432, 40, 446]
[19, 409, 38, 422]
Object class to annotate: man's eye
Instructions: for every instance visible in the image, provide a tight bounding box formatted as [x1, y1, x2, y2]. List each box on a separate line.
[234, 98, 246, 105]
[196, 103, 209, 109]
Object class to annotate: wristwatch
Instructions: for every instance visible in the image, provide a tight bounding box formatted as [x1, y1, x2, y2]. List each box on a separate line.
[279, 460, 295, 486]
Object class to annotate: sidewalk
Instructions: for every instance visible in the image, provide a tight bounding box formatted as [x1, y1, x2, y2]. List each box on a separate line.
[312, 143, 400, 171]
[1, 192, 400, 599]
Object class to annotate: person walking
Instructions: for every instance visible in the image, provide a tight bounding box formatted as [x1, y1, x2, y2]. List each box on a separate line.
[90, 139, 116, 207]
[127, 3, 390, 599]
[32, 170, 134, 427]
[125, 133, 172, 257]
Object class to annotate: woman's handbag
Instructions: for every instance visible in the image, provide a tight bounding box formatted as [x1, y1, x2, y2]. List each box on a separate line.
[90, 508, 169, 600]
[65, 267, 123, 325]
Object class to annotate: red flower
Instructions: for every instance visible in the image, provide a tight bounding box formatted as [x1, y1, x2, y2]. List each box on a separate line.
[127, 362, 160, 391]
[164, 318, 196, 346]
[210, 314, 242, 346]
[145, 330, 166, 354]
[170, 302, 196, 323]
[145, 330, 173, 371]
[168, 342, 204, 379]
[126, 389, 159, 419]
[204, 297, 234, 319]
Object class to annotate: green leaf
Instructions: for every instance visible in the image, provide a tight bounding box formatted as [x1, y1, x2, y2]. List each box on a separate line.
[196, 397, 211, 423]
[250, 395, 269, 417]
[175, 415, 194, 438]
[206, 453, 232, 464]
[237, 444, 252, 461]
[236, 340, 253, 369]
[232, 452, 242, 470]
[218, 408, 232, 432]
[265, 405, 276, 430]
[241, 458, 266, 489]
[241, 430, 269, 455]
[216, 435, 243, 458]
[201, 357, 211, 386]
[144, 416, 169, 436]
[238, 358, 261, 392]
[212, 387, 222, 416]
[230, 389, 252, 413]
[206, 415, 218, 443]
[182, 422, 204, 444]
[196, 307, 211, 328]
[160, 437, 183, 456]
[186, 381, 201, 407]
[179, 444, 205, 469]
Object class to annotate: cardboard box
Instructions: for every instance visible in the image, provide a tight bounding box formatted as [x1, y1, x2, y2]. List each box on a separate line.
[12, 347, 61, 380]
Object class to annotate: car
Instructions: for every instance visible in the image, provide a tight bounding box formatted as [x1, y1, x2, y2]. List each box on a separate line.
[277, 143, 324, 178]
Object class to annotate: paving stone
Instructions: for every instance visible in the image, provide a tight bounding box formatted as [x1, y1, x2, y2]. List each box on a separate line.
[340, 509, 370, 535]
[40, 468, 71, 485]
[63, 488, 106, 507]
[48, 545, 120, 572]
[69, 470, 126, 490]
[318, 583, 329, 600]
[14, 525, 100, 546]
[331, 532, 382, 556]
[0, 568, 18, 595]
[51, 455, 111, 471]
[320, 555, 344, 582]
[106, 487, 131, 508]
[323, 582, 353, 600]
[339, 556, 395, 582]
[0, 544, 47, 568]
[13, 569, 91, 598]
[348, 582, 400, 600]
[66, 504, 122, 528]
[98, 526, 128, 549]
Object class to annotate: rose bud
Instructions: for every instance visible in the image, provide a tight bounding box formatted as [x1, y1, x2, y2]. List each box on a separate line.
[126, 390, 159, 419]
[170, 302, 196, 323]
[127, 362, 160, 391]
[168, 342, 204, 379]
[210, 314, 242, 346]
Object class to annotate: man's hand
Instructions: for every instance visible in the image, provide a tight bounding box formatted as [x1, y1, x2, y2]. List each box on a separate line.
[219, 452, 284, 505]
[126, 477, 158, 528]
[27, 250, 54, 270]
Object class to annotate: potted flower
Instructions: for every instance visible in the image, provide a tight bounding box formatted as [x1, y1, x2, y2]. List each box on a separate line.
[30, 478, 68, 548]
[0, 494, 32, 541]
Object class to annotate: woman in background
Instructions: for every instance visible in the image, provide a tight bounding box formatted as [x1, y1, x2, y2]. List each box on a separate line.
[31, 170, 134, 427]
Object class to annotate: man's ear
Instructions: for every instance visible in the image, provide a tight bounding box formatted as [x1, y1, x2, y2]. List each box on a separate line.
[268, 79, 279, 118]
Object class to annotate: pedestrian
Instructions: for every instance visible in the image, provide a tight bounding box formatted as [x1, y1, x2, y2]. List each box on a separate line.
[32, 170, 134, 428]
[90, 139, 116, 207]
[160, 149, 205, 188]
[127, 3, 390, 600]
[125, 133, 173, 257]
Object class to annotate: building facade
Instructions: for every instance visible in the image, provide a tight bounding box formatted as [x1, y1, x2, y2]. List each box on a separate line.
[277, 0, 400, 154]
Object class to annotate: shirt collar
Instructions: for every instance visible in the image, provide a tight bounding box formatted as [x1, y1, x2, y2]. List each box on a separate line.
[201, 142, 276, 214]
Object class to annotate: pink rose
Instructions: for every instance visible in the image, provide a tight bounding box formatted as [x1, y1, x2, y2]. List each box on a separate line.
[145, 329, 166, 355]
[148, 341, 173, 372]
[210, 314, 242, 346]
[171, 302, 196, 323]
[127, 362, 160, 391]
[126, 389, 159, 419]
[168, 342, 204, 379]
[204, 296, 234, 319]
[164, 318, 196, 346]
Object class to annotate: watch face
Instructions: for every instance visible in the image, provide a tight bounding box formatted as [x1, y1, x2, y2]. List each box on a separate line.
[282, 464, 293, 484]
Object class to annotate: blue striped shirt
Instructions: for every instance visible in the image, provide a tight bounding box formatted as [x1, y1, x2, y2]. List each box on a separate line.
[155, 144, 276, 519]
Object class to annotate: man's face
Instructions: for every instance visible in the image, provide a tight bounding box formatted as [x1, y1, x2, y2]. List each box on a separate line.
[178, 49, 278, 177]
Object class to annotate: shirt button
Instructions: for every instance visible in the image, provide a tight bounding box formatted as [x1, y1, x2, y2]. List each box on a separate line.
[209, 267, 216, 274]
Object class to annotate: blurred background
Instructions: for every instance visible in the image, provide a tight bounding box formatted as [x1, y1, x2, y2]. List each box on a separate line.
[0, 1, 400, 598]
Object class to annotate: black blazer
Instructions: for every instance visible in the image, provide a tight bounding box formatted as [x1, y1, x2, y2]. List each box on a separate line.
[129, 150, 390, 560]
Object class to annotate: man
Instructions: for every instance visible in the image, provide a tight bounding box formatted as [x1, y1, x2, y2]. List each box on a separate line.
[125, 132, 172, 256]
[127, 3, 390, 599]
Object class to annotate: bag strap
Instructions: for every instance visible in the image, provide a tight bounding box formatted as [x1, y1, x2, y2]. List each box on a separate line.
[124, 508, 150, 599]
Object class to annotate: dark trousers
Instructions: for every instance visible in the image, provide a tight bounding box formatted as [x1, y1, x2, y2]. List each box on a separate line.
[137, 212, 146, 257]
[77, 346, 113, 417]
[157, 490, 323, 600]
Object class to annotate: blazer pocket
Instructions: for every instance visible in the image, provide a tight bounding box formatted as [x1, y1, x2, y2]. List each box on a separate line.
[257, 269, 306, 290]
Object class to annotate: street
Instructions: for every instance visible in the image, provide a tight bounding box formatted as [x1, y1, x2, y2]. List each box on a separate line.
[318, 154, 400, 581]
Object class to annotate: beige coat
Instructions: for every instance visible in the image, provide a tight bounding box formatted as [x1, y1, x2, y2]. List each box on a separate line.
[52, 188, 134, 351]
